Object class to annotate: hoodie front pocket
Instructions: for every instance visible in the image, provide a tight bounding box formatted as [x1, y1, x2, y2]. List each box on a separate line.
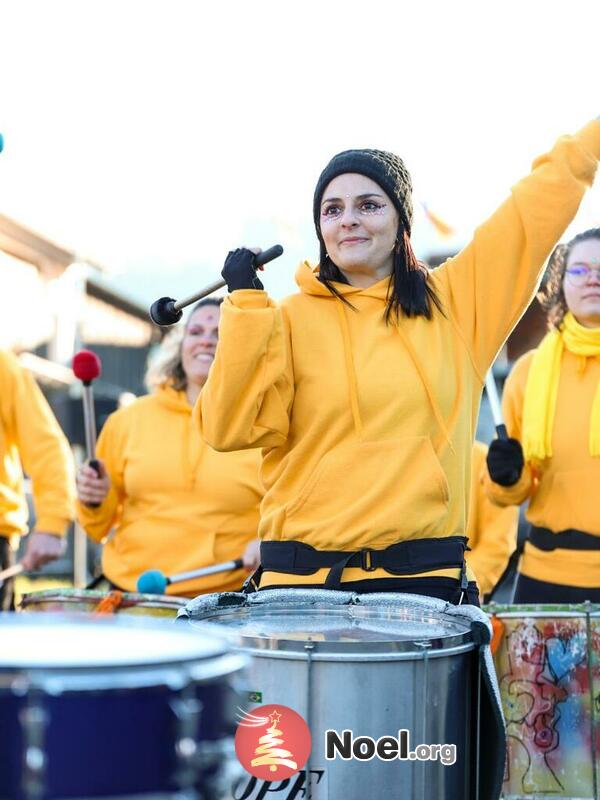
[284, 437, 450, 549]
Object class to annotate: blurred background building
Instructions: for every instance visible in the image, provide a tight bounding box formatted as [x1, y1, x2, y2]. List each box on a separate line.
[0, 213, 162, 582]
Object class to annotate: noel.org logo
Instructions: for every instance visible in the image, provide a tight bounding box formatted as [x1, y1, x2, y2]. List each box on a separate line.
[235, 704, 312, 780]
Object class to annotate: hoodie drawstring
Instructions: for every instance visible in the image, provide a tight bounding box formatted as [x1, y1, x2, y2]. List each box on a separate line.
[393, 323, 455, 454]
[335, 302, 364, 438]
[335, 300, 454, 453]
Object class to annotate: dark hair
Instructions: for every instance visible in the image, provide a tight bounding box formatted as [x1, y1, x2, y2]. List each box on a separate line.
[146, 296, 223, 391]
[538, 227, 600, 329]
[318, 226, 444, 323]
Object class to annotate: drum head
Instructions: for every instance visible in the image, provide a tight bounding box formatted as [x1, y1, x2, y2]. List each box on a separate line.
[0, 614, 228, 670]
[20, 588, 187, 611]
[188, 595, 473, 655]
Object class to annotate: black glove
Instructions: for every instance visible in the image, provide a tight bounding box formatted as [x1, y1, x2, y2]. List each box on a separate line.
[486, 438, 524, 487]
[222, 248, 264, 292]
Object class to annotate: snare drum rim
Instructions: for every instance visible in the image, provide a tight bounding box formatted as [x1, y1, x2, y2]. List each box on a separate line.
[186, 602, 474, 656]
[0, 651, 247, 693]
[483, 602, 599, 618]
[19, 588, 189, 610]
[0, 614, 237, 675]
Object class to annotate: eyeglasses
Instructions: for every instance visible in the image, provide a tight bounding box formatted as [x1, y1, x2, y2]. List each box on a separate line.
[565, 264, 600, 286]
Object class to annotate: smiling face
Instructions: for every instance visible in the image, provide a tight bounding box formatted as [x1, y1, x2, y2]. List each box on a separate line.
[563, 238, 600, 328]
[181, 303, 220, 388]
[319, 173, 399, 286]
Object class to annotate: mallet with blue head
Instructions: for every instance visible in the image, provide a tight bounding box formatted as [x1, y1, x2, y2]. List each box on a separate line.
[137, 559, 244, 594]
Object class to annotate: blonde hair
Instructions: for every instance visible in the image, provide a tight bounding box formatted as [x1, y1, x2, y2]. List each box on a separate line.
[145, 297, 223, 392]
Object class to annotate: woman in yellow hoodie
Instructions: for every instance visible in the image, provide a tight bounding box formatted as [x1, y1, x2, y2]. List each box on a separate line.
[197, 121, 600, 605]
[76, 298, 262, 597]
[0, 349, 75, 609]
[485, 228, 600, 603]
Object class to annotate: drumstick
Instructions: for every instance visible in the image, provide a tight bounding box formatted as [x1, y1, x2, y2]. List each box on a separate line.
[485, 371, 508, 440]
[0, 563, 23, 585]
[149, 244, 284, 326]
[72, 350, 103, 507]
[137, 559, 245, 594]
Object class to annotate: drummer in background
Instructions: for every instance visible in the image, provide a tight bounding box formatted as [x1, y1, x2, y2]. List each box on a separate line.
[465, 441, 519, 601]
[195, 118, 600, 605]
[0, 350, 75, 610]
[485, 228, 600, 603]
[75, 298, 262, 597]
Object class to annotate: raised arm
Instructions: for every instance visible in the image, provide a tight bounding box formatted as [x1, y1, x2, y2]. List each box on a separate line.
[76, 413, 124, 543]
[435, 120, 600, 378]
[195, 289, 294, 451]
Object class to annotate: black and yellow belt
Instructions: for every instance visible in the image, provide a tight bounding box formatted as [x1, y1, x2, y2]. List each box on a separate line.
[249, 535, 469, 591]
[529, 525, 600, 551]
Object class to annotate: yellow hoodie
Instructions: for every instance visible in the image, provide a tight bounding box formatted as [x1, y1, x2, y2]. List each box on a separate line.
[465, 442, 519, 597]
[197, 121, 600, 587]
[76, 384, 262, 595]
[485, 348, 600, 588]
[0, 350, 74, 542]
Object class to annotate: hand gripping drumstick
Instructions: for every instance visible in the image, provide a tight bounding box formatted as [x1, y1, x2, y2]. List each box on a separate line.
[72, 350, 103, 504]
[485, 370, 508, 440]
[0, 563, 23, 587]
[137, 559, 244, 594]
[149, 244, 284, 327]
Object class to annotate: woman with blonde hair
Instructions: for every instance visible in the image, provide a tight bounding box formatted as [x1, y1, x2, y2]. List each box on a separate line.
[76, 298, 262, 596]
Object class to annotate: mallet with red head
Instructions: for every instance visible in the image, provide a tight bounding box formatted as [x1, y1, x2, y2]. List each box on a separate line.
[72, 350, 102, 504]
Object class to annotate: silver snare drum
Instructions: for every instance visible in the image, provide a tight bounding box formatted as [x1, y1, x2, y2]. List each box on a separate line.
[0, 613, 245, 800]
[181, 589, 477, 800]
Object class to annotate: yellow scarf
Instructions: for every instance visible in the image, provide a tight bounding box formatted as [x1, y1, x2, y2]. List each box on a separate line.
[522, 312, 600, 462]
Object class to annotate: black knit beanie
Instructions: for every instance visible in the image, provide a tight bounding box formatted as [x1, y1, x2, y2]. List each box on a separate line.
[313, 149, 414, 238]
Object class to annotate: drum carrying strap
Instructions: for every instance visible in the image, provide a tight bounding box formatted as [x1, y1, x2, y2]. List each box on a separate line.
[486, 524, 600, 602]
[529, 525, 600, 551]
[250, 536, 470, 592]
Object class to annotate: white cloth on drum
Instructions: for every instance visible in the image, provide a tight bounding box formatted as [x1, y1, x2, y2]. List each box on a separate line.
[443, 601, 502, 712]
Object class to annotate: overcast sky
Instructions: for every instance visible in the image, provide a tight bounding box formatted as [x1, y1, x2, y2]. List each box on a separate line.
[1, 0, 599, 307]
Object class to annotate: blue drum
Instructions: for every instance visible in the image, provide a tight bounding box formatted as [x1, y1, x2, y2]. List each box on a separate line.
[0, 614, 245, 799]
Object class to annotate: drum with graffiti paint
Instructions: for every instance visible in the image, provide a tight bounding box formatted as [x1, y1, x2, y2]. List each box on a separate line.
[486, 602, 599, 799]
[589, 609, 600, 798]
[19, 587, 187, 617]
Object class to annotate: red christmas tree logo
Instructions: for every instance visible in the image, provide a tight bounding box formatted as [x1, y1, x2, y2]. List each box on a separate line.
[235, 704, 312, 780]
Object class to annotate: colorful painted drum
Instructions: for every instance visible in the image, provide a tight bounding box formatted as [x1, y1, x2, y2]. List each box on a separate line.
[0, 614, 246, 800]
[589, 609, 600, 800]
[486, 603, 599, 800]
[19, 588, 187, 617]
[181, 589, 479, 800]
